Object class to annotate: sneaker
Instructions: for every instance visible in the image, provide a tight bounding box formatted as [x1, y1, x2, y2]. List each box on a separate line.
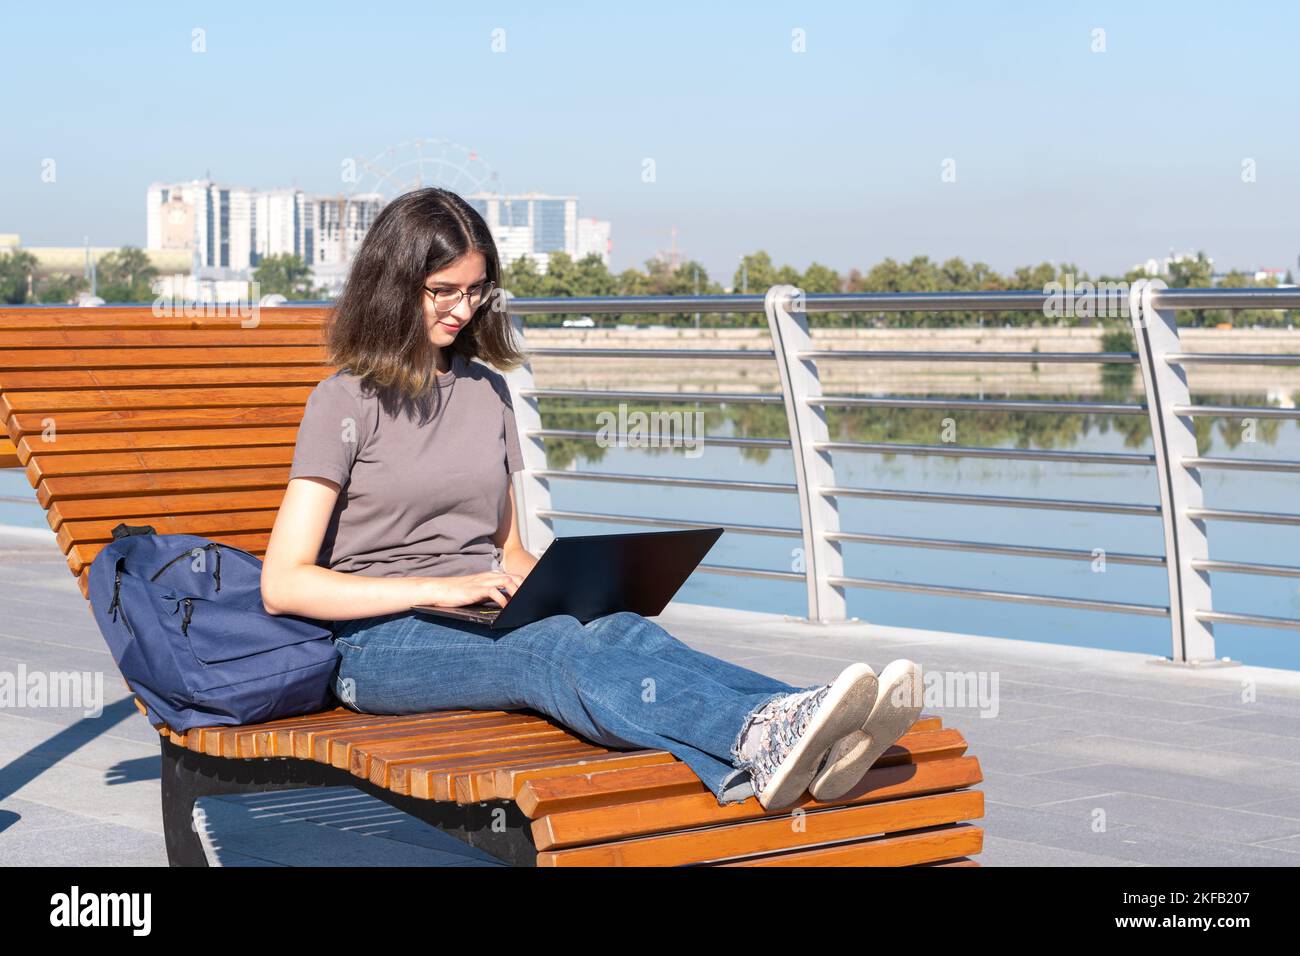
[808, 659, 923, 802]
[734, 663, 878, 810]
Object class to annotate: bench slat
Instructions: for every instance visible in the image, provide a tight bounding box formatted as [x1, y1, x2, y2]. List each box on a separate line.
[472, 717, 942, 803]
[529, 755, 982, 852]
[367, 737, 605, 794]
[10, 408, 307, 443]
[0, 329, 325, 348]
[459, 752, 681, 803]
[1, 366, 333, 391]
[225, 710, 487, 759]
[4, 385, 317, 413]
[321, 714, 561, 770]
[58, 508, 278, 555]
[22, 429, 297, 457]
[716, 822, 985, 868]
[49, 489, 287, 530]
[19, 426, 298, 459]
[438, 747, 633, 801]
[536, 790, 984, 866]
[516, 727, 968, 818]
[0, 309, 325, 330]
[0, 346, 327, 371]
[36, 467, 291, 508]
[206, 709, 487, 759]
[30, 445, 293, 482]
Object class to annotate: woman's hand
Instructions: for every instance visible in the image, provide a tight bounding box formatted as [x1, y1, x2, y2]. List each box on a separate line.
[423, 571, 523, 609]
[501, 544, 538, 580]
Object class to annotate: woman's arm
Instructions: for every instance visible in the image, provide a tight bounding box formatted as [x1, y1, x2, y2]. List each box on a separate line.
[261, 476, 522, 620]
[492, 475, 539, 579]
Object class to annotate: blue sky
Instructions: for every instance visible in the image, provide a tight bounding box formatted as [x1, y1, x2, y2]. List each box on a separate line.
[3, 0, 1298, 282]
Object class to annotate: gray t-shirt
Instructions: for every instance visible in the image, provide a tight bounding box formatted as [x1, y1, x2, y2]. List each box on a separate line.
[287, 351, 525, 579]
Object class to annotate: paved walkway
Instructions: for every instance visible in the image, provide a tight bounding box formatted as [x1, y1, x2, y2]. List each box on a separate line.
[2, 525, 1299, 866]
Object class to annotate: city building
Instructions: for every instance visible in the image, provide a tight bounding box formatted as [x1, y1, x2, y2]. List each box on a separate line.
[1253, 268, 1292, 286]
[147, 181, 381, 296]
[1133, 251, 1213, 277]
[576, 217, 613, 266]
[142, 182, 614, 299]
[301, 192, 384, 297]
[463, 192, 611, 272]
[146, 179, 254, 277]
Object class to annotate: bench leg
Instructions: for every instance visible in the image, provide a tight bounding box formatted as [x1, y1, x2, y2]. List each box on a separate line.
[160, 736, 344, 866]
[363, 788, 538, 867]
[158, 736, 538, 867]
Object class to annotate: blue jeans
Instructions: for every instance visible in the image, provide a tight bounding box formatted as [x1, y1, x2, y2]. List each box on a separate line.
[329, 609, 810, 804]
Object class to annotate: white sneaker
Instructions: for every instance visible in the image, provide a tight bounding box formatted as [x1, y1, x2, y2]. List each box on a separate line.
[734, 663, 878, 811]
[808, 659, 923, 802]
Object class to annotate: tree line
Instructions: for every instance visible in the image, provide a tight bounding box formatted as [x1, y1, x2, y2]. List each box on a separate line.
[1, 245, 1293, 328]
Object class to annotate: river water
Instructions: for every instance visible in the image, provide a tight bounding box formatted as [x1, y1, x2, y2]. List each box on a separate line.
[538, 387, 1300, 671]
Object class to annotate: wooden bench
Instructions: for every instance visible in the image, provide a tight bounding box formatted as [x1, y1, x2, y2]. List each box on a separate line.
[0, 306, 985, 867]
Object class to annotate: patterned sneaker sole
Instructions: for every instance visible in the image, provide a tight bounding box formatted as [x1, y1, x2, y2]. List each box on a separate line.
[808, 659, 923, 802]
[756, 663, 879, 811]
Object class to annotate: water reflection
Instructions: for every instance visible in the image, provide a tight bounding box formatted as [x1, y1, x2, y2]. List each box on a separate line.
[538, 390, 1294, 470]
[536, 393, 1300, 671]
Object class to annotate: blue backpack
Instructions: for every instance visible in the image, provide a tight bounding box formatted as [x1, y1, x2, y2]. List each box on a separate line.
[87, 524, 340, 732]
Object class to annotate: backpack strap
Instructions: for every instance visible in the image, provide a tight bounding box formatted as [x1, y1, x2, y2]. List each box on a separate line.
[106, 523, 156, 621]
[111, 522, 157, 540]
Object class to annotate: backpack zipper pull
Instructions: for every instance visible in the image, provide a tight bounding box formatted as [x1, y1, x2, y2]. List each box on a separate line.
[108, 569, 122, 622]
[179, 598, 193, 637]
[211, 545, 222, 592]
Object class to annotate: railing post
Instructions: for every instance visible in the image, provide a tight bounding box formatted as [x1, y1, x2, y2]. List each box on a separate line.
[764, 284, 846, 621]
[1128, 278, 1218, 664]
[503, 307, 555, 555]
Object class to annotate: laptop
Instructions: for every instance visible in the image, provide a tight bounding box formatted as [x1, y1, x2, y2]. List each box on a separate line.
[410, 527, 724, 630]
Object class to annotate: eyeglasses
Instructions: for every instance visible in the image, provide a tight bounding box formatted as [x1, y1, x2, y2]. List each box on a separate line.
[423, 279, 496, 312]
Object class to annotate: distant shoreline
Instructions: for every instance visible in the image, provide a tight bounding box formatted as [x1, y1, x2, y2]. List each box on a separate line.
[526, 326, 1300, 397]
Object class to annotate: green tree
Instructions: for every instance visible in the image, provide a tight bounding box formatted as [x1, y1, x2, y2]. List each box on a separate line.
[252, 253, 318, 299]
[1206, 267, 1287, 328]
[1166, 251, 1214, 288]
[800, 262, 842, 294]
[539, 251, 578, 298]
[97, 247, 158, 302]
[733, 251, 797, 293]
[614, 266, 650, 298]
[0, 250, 38, 303]
[1164, 251, 1217, 327]
[36, 272, 89, 304]
[501, 255, 545, 297]
[571, 253, 619, 297]
[493, 246, 1282, 333]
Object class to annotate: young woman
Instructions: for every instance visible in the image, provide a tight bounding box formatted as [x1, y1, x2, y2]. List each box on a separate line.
[260, 187, 924, 811]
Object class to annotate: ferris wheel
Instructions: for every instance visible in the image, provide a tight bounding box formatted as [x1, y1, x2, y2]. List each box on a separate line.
[344, 138, 505, 205]
[312, 139, 506, 282]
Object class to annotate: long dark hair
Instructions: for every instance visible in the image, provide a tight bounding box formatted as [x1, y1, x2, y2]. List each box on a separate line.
[325, 188, 525, 402]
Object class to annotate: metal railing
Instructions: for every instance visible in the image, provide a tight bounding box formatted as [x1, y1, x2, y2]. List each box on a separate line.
[501, 284, 1300, 665]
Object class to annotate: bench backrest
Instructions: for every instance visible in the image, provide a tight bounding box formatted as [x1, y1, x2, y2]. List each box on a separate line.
[0, 308, 335, 597]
